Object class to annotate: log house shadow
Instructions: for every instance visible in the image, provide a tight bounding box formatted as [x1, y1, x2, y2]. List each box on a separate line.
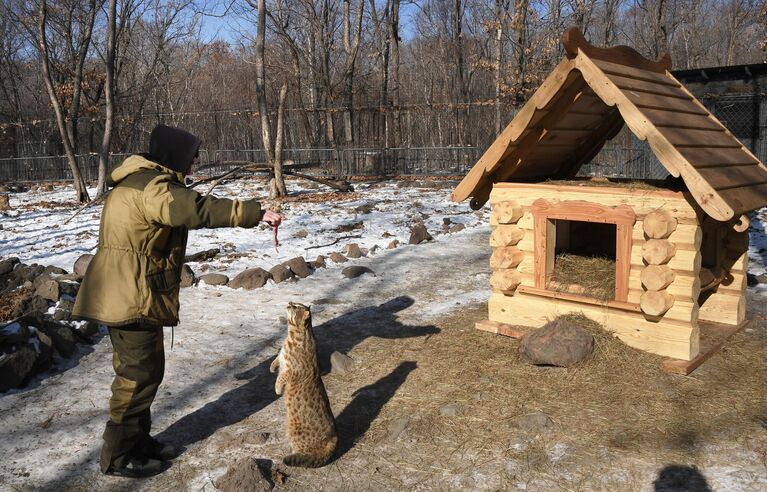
[154, 295, 438, 452]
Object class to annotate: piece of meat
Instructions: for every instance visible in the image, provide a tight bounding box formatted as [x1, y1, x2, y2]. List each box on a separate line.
[273, 222, 280, 252]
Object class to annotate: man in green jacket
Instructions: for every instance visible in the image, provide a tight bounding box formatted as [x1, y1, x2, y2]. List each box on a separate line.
[73, 124, 281, 477]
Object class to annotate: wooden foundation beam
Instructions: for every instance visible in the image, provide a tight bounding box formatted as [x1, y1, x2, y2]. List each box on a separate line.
[661, 320, 747, 375]
[475, 319, 527, 339]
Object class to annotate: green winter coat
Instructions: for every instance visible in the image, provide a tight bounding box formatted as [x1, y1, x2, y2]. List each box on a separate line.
[72, 155, 262, 326]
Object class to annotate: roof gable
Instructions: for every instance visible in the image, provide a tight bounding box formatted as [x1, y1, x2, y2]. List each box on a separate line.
[452, 27, 767, 221]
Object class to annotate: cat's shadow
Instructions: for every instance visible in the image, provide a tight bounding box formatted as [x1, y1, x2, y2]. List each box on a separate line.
[154, 295, 438, 454]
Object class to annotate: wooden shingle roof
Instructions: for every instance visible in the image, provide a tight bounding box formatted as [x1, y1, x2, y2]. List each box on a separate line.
[452, 28, 767, 221]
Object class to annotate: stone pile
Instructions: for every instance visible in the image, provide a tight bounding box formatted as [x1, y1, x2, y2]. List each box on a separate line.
[0, 254, 101, 392]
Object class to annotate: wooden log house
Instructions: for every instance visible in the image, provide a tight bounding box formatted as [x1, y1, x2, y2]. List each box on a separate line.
[453, 28, 767, 371]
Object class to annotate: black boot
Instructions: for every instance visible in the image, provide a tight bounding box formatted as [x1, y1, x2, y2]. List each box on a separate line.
[135, 435, 181, 461]
[104, 452, 170, 478]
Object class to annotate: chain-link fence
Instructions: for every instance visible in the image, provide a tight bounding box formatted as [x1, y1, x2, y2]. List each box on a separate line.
[1, 94, 764, 183]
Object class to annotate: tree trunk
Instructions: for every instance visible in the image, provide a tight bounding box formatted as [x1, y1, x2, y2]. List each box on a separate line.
[254, 0, 274, 166]
[494, 0, 506, 136]
[97, 0, 117, 197]
[38, 0, 90, 202]
[270, 84, 289, 198]
[390, 0, 401, 146]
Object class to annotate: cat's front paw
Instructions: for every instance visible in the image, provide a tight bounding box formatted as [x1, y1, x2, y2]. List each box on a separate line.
[270, 357, 279, 373]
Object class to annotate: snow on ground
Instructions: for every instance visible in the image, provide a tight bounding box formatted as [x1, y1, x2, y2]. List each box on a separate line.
[1, 179, 766, 490]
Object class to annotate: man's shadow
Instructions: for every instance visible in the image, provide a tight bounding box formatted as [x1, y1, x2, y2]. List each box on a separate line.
[154, 295, 438, 452]
[653, 464, 711, 492]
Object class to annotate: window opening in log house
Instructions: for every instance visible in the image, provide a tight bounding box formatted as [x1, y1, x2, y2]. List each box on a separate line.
[548, 220, 617, 301]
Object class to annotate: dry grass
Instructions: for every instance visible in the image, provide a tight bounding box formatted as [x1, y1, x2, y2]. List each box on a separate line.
[549, 253, 616, 301]
[304, 304, 767, 488]
[0, 286, 31, 322]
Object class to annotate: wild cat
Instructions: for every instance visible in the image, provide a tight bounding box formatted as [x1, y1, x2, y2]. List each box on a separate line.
[270, 302, 337, 467]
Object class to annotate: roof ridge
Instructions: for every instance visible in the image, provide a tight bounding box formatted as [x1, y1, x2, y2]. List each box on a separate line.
[563, 27, 672, 74]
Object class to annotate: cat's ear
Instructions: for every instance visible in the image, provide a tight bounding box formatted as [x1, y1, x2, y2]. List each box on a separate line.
[301, 307, 312, 324]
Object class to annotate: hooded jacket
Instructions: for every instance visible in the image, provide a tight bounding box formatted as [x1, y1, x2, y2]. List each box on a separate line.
[72, 155, 262, 326]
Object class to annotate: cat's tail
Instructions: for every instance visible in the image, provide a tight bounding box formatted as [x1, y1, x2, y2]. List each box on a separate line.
[283, 437, 337, 468]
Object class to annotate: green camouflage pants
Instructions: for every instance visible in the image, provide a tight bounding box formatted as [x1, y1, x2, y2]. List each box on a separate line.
[100, 323, 164, 472]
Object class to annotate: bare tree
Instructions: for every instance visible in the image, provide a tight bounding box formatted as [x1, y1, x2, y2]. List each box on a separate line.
[38, 0, 102, 202]
[96, 0, 117, 196]
[340, 0, 364, 144]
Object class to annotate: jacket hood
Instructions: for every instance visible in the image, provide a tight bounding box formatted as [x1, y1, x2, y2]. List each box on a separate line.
[108, 154, 184, 187]
[148, 124, 201, 174]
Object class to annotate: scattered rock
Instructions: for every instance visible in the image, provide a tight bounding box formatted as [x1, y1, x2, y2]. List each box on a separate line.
[342, 266, 375, 279]
[180, 264, 196, 288]
[0, 193, 10, 211]
[229, 268, 272, 289]
[243, 432, 271, 445]
[409, 223, 433, 244]
[440, 403, 466, 417]
[283, 257, 312, 278]
[0, 257, 19, 276]
[330, 351, 355, 375]
[387, 240, 400, 249]
[35, 330, 54, 369]
[269, 265, 294, 283]
[520, 318, 594, 368]
[512, 412, 555, 434]
[293, 229, 309, 239]
[344, 243, 364, 258]
[757, 273, 767, 284]
[0, 345, 38, 392]
[443, 217, 453, 227]
[185, 248, 220, 263]
[387, 417, 411, 441]
[312, 255, 327, 269]
[354, 203, 375, 214]
[449, 223, 466, 233]
[747, 273, 757, 286]
[199, 273, 229, 286]
[335, 221, 364, 233]
[73, 254, 94, 277]
[34, 278, 60, 302]
[313, 298, 345, 305]
[329, 252, 348, 264]
[215, 457, 274, 492]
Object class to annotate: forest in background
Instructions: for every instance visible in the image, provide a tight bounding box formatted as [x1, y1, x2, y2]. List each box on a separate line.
[0, 0, 765, 198]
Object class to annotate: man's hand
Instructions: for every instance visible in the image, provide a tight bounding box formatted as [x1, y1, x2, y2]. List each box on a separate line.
[262, 210, 282, 227]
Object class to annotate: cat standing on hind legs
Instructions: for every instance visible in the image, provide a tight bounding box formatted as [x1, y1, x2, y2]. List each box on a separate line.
[270, 302, 337, 467]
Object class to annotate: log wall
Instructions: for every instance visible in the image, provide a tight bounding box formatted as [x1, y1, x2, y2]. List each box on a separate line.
[488, 182, 717, 360]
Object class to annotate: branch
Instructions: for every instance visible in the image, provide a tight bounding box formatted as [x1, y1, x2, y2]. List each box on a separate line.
[305, 235, 363, 250]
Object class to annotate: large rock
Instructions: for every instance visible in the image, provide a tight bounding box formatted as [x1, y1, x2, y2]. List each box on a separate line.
[269, 265, 294, 284]
[58, 281, 79, 298]
[215, 457, 274, 492]
[449, 223, 466, 233]
[23, 295, 51, 316]
[42, 265, 67, 276]
[344, 243, 364, 259]
[34, 330, 54, 370]
[34, 278, 60, 302]
[0, 257, 19, 276]
[282, 257, 312, 279]
[199, 273, 229, 286]
[0, 322, 31, 346]
[230, 268, 272, 290]
[342, 266, 375, 279]
[409, 224, 433, 244]
[47, 325, 77, 358]
[73, 254, 94, 277]
[180, 264, 196, 288]
[185, 248, 220, 263]
[520, 319, 594, 367]
[387, 240, 400, 249]
[0, 345, 38, 391]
